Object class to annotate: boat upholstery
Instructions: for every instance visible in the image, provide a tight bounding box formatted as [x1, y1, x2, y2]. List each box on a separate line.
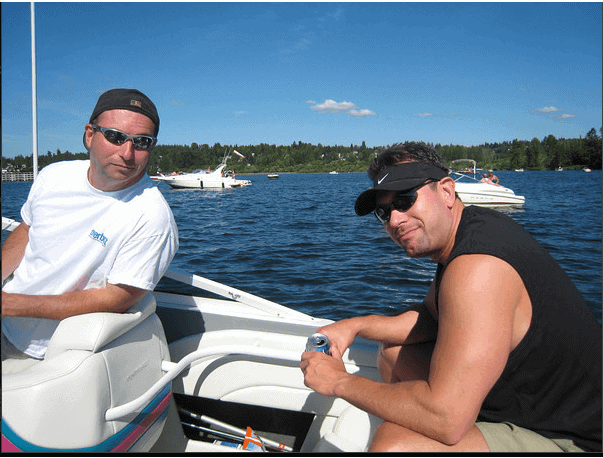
[2, 292, 171, 452]
[312, 405, 382, 452]
[167, 328, 382, 452]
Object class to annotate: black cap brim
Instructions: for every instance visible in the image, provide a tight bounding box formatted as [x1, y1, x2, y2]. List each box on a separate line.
[354, 162, 448, 216]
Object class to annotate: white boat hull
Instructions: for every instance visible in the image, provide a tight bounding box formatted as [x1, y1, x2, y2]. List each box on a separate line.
[151, 149, 252, 189]
[454, 182, 525, 207]
[154, 175, 251, 189]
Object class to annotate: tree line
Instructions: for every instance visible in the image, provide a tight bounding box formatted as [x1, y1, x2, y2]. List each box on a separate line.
[3, 127, 601, 174]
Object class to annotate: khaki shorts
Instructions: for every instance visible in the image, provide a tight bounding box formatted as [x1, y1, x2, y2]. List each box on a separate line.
[476, 421, 585, 453]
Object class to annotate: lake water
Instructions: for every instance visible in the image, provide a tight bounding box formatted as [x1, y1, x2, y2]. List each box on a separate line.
[2, 169, 601, 323]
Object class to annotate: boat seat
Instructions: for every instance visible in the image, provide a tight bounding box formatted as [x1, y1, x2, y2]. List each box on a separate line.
[312, 405, 382, 453]
[2, 292, 172, 452]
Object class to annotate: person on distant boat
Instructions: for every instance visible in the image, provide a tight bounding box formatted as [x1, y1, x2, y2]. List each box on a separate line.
[488, 170, 502, 186]
[301, 142, 601, 452]
[1, 88, 179, 374]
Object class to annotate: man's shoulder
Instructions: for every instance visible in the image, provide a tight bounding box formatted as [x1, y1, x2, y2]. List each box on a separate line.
[460, 206, 525, 236]
[40, 160, 89, 175]
[29, 161, 89, 194]
[126, 180, 176, 230]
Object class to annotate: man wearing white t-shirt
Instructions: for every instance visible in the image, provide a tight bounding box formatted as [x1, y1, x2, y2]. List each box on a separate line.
[1, 88, 179, 373]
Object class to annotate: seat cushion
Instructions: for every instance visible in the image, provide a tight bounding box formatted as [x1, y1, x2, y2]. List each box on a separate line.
[44, 292, 156, 359]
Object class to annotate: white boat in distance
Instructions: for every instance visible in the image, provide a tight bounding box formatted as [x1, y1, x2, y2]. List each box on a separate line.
[450, 159, 525, 207]
[152, 149, 251, 189]
[2, 216, 381, 453]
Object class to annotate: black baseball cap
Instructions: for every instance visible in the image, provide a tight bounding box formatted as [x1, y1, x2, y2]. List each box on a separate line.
[355, 162, 449, 216]
[89, 88, 159, 135]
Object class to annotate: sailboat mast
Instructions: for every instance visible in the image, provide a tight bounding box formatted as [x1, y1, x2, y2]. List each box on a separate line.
[31, 2, 38, 180]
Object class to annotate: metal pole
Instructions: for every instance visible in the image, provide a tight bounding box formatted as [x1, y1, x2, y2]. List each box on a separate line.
[31, 2, 38, 180]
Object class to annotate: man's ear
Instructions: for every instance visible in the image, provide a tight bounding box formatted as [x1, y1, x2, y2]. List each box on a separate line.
[438, 177, 457, 208]
[82, 124, 93, 152]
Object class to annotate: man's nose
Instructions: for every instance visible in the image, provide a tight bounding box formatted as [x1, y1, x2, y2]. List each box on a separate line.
[118, 139, 136, 159]
[388, 208, 409, 226]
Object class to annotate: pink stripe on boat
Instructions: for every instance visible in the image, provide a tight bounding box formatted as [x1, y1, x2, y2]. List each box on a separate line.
[111, 391, 172, 452]
[2, 435, 23, 453]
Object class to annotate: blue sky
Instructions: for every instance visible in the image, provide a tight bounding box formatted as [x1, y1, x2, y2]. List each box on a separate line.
[2, 2, 602, 159]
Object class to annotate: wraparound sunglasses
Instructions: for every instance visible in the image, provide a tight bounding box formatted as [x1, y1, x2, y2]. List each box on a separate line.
[374, 179, 438, 223]
[91, 124, 156, 151]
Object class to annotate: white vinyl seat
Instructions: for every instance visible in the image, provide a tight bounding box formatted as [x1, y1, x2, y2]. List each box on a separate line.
[2, 293, 171, 452]
[312, 405, 382, 453]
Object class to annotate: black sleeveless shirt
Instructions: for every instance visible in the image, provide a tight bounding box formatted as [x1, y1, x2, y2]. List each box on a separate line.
[435, 206, 601, 451]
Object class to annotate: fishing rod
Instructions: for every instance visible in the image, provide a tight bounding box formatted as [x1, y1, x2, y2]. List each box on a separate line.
[178, 407, 293, 452]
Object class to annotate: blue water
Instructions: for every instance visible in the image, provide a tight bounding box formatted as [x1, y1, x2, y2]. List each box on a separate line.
[2, 170, 601, 323]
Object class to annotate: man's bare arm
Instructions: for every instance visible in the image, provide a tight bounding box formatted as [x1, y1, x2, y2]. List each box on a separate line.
[316, 281, 439, 357]
[2, 283, 148, 321]
[303, 255, 527, 445]
[2, 222, 29, 282]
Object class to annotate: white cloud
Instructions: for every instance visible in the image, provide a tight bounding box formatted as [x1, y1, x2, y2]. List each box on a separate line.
[306, 100, 316, 104]
[281, 38, 311, 55]
[552, 114, 577, 119]
[348, 109, 376, 118]
[310, 99, 376, 117]
[417, 112, 434, 117]
[311, 99, 357, 113]
[534, 106, 561, 113]
[295, 39, 310, 51]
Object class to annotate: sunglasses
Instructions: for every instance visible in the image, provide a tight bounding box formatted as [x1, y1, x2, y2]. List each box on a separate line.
[374, 180, 437, 223]
[91, 124, 156, 151]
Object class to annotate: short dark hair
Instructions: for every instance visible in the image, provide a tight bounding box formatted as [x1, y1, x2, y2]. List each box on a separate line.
[368, 142, 448, 181]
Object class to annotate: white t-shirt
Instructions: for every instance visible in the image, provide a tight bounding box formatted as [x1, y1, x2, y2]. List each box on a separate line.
[2, 160, 179, 358]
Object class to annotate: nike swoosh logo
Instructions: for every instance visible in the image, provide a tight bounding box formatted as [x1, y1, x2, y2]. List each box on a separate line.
[378, 173, 389, 185]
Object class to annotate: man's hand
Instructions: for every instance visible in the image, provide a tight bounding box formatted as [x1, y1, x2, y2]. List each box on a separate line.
[300, 345, 351, 397]
[315, 317, 363, 358]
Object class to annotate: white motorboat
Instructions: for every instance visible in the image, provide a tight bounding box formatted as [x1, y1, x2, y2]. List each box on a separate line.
[152, 150, 251, 189]
[267, 173, 280, 179]
[2, 217, 381, 453]
[450, 160, 525, 207]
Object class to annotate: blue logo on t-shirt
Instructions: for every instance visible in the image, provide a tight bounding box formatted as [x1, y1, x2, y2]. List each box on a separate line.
[89, 229, 108, 247]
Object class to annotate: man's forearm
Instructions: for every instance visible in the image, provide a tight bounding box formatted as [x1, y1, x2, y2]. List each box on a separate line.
[333, 372, 459, 445]
[356, 303, 438, 346]
[2, 222, 29, 282]
[1, 284, 147, 321]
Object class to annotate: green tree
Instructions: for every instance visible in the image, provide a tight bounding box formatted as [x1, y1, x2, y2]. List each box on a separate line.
[585, 127, 602, 169]
[526, 138, 542, 169]
[509, 140, 526, 169]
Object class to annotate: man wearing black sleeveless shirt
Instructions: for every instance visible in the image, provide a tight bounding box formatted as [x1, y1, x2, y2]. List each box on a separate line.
[300, 142, 601, 452]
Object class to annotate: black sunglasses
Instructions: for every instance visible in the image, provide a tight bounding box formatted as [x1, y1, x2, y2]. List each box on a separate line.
[374, 180, 438, 223]
[91, 124, 156, 151]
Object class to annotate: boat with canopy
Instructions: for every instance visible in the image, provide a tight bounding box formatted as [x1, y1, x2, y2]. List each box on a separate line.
[450, 159, 525, 207]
